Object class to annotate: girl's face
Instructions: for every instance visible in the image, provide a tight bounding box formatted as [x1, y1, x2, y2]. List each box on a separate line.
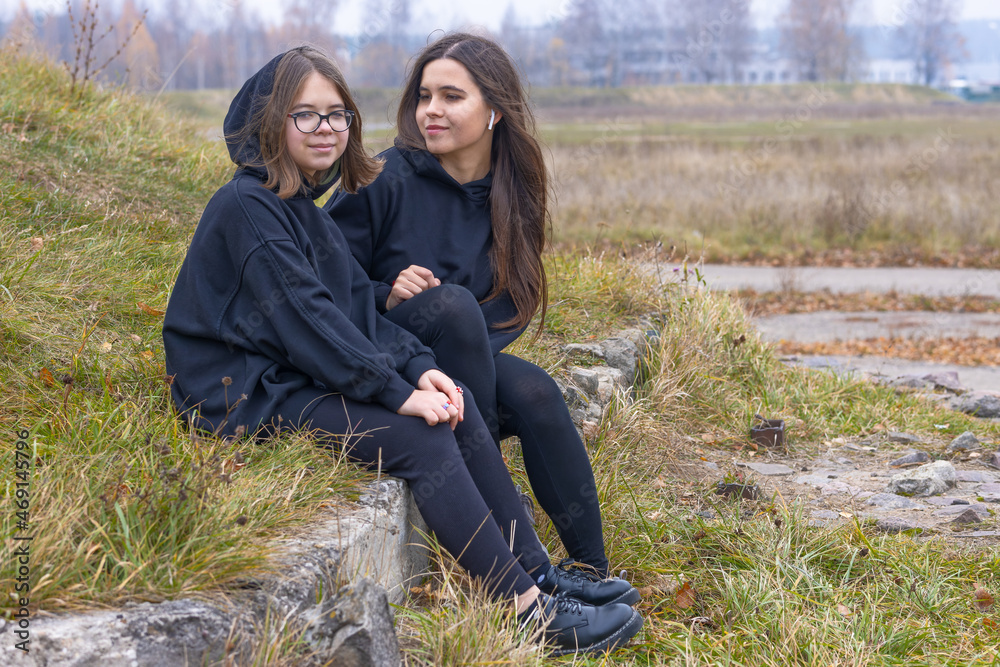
[416, 58, 497, 164]
[285, 71, 348, 180]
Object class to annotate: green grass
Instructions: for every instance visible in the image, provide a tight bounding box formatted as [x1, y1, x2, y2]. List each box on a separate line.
[4, 50, 1000, 665]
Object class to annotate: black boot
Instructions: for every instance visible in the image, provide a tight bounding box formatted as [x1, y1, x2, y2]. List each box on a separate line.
[536, 559, 641, 607]
[518, 592, 643, 656]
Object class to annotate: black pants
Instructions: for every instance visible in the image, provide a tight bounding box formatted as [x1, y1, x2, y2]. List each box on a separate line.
[384, 285, 610, 576]
[277, 384, 548, 599]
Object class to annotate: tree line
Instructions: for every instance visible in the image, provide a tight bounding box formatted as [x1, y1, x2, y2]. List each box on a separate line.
[1, 0, 965, 90]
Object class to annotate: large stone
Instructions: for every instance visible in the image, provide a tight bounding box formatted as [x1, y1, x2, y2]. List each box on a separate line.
[922, 371, 965, 394]
[302, 578, 401, 667]
[564, 338, 640, 385]
[888, 451, 930, 467]
[952, 391, 1000, 418]
[592, 366, 627, 404]
[946, 431, 981, 453]
[567, 367, 600, 396]
[886, 460, 957, 497]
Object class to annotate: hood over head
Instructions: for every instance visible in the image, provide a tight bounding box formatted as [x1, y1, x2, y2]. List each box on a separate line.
[224, 51, 285, 168]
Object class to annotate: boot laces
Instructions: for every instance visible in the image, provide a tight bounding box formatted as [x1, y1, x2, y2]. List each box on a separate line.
[553, 591, 584, 616]
[556, 558, 602, 583]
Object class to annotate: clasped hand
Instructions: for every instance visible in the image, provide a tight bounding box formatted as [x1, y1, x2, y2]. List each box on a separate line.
[397, 369, 465, 429]
[386, 265, 440, 310]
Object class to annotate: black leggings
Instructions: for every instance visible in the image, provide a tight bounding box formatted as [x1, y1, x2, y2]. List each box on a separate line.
[276, 383, 548, 598]
[384, 285, 610, 576]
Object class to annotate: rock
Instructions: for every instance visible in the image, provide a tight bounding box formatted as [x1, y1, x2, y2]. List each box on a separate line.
[887, 431, 922, 444]
[811, 510, 840, 520]
[302, 578, 401, 667]
[888, 451, 931, 467]
[952, 391, 1000, 418]
[819, 481, 865, 496]
[925, 497, 966, 506]
[948, 509, 983, 526]
[953, 530, 1000, 537]
[932, 503, 989, 517]
[715, 482, 760, 500]
[947, 431, 981, 453]
[566, 367, 600, 397]
[595, 337, 640, 385]
[922, 371, 965, 394]
[865, 493, 924, 510]
[955, 470, 996, 484]
[794, 474, 839, 486]
[886, 460, 957, 497]
[735, 461, 796, 476]
[889, 375, 935, 391]
[875, 517, 922, 534]
[564, 338, 640, 385]
[592, 366, 627, 403]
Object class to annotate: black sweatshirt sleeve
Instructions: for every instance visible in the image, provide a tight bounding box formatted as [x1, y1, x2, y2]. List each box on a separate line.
[326, 188, 394, 313]
[232, 192, 433, 412]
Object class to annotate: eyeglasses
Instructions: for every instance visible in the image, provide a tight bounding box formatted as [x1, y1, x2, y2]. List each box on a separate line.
[287, 109, 355, 133]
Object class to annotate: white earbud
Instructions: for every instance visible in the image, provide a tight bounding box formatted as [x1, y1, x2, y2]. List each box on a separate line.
[488, 109, 495, 130]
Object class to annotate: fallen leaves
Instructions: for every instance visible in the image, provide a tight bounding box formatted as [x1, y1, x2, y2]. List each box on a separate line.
[776, 336, 1000, 367]
[39, 367, 56, 387]
[973, 583, 994, 612]
[137, 302, 165, 317]
[675, 581, 697, 609]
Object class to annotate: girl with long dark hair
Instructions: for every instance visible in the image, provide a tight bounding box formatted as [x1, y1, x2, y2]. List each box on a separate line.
[162, 46, 641, 656]
[325, 32, 636, 606]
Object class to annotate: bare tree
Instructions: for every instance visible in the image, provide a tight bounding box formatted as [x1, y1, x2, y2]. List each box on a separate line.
[895, 0, 964, 86]
[673, 0, 754, 83]
[779, 0, 864, 82]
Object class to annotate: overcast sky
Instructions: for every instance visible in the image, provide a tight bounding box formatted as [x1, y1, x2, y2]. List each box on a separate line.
[336, 0, 1000, 34]
[4, 0, 998, 32]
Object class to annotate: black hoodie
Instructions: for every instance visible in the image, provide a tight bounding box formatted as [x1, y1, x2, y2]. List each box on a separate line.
[162, 52, 437, 436]
[324, 144, 525, 355]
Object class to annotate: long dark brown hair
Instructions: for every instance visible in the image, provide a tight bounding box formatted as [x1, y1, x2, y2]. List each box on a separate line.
[396, 33, 549, 333]
[238, 46, 381, 199]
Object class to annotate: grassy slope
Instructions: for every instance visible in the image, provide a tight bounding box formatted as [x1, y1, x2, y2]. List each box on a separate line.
[3, 52, 999, 664]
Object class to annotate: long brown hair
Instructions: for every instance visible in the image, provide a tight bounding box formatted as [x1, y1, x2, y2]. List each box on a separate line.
[237, 46, 381, 199]
[396, 33, 549, 333]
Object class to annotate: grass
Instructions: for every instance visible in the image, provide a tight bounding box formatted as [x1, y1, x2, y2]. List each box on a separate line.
[4, 50, 1000, 665]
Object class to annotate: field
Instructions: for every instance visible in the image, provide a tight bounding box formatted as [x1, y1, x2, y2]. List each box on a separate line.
[4, 50, 1000, 665]
[165, 82, 1000, 266]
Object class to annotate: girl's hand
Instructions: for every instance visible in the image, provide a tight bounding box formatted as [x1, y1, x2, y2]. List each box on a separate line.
[398, 388, 460, 429]
[418, 369, 464, 425]
[386, 265, 440, 310]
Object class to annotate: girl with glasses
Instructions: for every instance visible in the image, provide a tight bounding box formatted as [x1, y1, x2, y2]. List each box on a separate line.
[162, 46, 641, 656]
